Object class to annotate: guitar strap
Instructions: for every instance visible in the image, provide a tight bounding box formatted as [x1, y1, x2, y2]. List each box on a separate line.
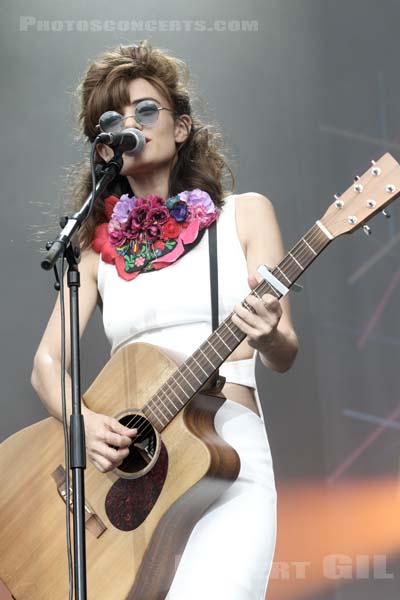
[208, 220, 220, 387]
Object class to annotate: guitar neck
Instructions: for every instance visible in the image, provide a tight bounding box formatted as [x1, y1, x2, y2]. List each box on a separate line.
[143, 222, 331, 430]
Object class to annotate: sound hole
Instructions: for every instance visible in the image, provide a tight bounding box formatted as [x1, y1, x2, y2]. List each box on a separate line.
[117, 412, 159, 476]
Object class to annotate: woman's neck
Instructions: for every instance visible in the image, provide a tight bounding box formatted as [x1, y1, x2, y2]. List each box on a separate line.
[126, 170, 170, 200]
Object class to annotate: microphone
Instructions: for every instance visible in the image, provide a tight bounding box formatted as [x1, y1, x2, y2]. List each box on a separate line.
[96, 128, 146, 155]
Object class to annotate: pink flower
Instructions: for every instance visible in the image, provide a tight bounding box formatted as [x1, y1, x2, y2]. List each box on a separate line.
[145, 224, 161, 241]
[180, 189, 215, 213]
[179, 189, 218, 227]
[108, 218, 127, 247]
[146, 204, 169, 225]
[147, 195, 165, 209]
[188, 204, 218, 227]
[125, 210, 143, 239]
[134, 256, 145, 267]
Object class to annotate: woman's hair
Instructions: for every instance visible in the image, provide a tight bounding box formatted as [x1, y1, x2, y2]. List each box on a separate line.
[69, 40, 235, 249]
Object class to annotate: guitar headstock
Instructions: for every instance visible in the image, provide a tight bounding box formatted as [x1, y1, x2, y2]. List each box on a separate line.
[320, 153, 400, 237]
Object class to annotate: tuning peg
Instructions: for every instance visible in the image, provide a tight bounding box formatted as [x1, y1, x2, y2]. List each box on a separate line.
[334, 193, 344, 208]
[363, 225, 372, 236]
[382, 209, 391, 218]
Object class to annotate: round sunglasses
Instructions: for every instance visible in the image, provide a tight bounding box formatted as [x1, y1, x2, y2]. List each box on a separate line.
[97, 99, 174, 134]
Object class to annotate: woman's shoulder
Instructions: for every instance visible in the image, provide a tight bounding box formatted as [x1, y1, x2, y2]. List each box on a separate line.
[219, 192, 277, 255]
[80, 246, 101, 284]
[227, 192, 275, 233]
[233, 191, 274, 211]
[221, 190, 274, 211]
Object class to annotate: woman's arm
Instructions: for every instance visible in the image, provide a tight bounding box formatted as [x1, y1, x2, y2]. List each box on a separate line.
[31, 249, 137, 472]
[232, 193, 299, 373]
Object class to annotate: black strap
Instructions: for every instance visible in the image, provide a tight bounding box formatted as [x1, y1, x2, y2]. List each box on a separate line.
[208, 220, 219, 385]
[208, 221, 219, 332]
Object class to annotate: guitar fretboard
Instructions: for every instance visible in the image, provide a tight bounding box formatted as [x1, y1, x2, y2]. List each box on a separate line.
[142, 222, 331, 430]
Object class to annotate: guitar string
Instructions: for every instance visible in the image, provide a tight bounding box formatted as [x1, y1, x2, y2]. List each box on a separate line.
[120, 280, 322, 445]
[126, 232, 326, 448]
[118, 225, 328, 445]
[120, 225, 328, 444]
[116, 225, 329, 446]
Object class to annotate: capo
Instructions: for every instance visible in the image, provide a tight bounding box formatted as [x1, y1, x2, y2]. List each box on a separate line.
[257, 265, 303, 296]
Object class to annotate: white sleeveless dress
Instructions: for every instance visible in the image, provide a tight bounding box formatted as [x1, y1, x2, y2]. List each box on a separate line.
[97, 195, 277, 599]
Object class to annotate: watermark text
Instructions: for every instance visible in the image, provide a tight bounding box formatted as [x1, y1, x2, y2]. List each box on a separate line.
[19, 17, 259, 33]
[270, 554, 394, 580]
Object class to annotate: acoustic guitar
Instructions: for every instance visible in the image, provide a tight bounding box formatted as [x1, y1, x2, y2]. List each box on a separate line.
[1, 153, 400, 599]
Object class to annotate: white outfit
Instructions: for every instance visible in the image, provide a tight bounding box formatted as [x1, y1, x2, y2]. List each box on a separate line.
[98, 195, 277, 599]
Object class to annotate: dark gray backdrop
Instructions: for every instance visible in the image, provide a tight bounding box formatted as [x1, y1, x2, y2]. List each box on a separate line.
[1, 1, 400, 599]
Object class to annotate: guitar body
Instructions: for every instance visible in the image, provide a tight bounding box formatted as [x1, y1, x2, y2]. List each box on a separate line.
[0, 342, 240, 599]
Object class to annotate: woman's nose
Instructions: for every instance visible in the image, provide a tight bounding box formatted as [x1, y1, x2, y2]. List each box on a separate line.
[122, 113, 142, 130]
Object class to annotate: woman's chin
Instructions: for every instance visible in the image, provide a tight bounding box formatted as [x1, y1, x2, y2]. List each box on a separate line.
[120, 159, 159, 178]
[120, 153, 174, 178]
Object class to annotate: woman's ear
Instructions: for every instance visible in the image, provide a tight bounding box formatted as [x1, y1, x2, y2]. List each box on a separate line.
[174, 115, 192, 144]
[96, 143, 114, 162]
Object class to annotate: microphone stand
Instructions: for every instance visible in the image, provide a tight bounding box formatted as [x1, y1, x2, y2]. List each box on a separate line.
[41, 152, 124, 600]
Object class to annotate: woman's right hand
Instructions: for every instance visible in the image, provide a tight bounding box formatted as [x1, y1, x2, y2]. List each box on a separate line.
[83, 407, 137, 473]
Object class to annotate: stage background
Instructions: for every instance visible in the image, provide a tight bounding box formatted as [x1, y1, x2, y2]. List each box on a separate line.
[1, 1, 400, 598]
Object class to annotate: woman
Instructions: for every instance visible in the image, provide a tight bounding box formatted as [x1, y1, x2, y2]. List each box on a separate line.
[31, 40, 298, 599]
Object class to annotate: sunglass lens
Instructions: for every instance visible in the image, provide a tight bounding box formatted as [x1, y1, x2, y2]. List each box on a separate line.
[135, 100, 159, 124]
[98, 110, 123, 133]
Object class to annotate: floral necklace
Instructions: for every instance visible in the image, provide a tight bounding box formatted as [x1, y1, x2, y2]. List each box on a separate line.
[92, 189, 220, 281]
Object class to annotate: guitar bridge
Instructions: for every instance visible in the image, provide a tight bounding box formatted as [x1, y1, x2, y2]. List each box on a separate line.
[51, 465, 107, 538]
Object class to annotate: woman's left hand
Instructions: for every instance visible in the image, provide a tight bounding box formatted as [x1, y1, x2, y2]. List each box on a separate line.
[231, 273, 282, 351]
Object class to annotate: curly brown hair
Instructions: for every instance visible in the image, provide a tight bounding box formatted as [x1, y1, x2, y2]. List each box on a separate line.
[69, 40, 235, 249]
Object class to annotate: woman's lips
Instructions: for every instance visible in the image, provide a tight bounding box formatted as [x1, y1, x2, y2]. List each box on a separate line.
[145, 138, 151, 143]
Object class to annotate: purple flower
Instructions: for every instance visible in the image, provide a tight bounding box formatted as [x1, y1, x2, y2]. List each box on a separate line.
[179, 189, 215, 214]
[170, 200, 188, 222]
[112, 194, 138, 224]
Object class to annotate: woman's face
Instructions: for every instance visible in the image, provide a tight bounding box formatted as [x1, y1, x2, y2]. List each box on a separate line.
[97, 78, 191, 178]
